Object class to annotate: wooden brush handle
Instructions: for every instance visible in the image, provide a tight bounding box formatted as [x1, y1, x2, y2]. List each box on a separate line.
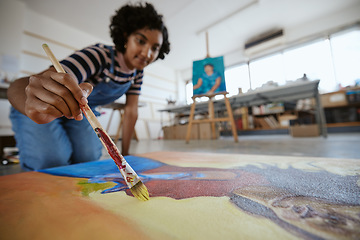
[42, 43, 145, 195]
[42, 44, 66, 73]
[79, 104, 103, 130]
[43, 44, 102, 130]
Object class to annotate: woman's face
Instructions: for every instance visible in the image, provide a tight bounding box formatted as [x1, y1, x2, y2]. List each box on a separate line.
[123, 28, 163, 70]
[204, 65, 214, 76]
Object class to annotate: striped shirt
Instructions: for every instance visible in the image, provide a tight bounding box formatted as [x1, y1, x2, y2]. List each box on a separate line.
[60, 43, 143, 95]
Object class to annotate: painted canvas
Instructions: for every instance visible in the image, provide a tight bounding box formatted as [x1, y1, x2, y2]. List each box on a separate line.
[192, 56, 226, 96]
[0, 151, 359, 240]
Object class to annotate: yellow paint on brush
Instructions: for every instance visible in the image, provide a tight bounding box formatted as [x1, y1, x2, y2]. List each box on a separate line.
[130, 181, 149, 201]
[89, 191, 299, 240]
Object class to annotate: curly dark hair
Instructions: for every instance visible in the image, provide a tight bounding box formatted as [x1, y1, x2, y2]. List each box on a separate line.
[110, 2, 170, 60]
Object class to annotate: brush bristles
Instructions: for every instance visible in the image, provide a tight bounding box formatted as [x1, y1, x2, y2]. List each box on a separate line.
[130, 181, 150, 201]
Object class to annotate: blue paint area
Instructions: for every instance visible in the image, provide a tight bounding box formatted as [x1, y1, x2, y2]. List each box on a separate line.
[39, 155, 165, 178]
[39, 155, 209, 194]
[140, 172, 193, 180]
[39, 156, 167, 194]
[87, 171, 204, 194]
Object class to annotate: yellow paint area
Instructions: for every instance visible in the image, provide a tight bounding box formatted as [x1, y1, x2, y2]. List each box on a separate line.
[89, 191, 299, 240]
[78, 180, 116, 196]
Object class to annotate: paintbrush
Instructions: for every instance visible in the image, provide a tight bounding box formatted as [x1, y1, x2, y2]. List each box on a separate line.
[42, 43, 149, 201]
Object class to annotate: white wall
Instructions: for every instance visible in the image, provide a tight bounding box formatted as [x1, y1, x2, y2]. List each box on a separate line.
[20, 9, 108, 74]
[0, 0, 25, 58]
[0, 0, 178, 140]
[179, 2, 360, 81]
[0, 0, 26, 133]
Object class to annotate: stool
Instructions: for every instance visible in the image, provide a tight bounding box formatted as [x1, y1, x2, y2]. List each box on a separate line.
[103, 102, 139, 144]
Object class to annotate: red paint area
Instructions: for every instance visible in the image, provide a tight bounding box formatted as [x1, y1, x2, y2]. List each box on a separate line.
[143, 165, 269, 199]
[95, 128, 124, 170]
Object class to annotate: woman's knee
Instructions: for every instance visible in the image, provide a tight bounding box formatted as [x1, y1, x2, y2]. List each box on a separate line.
[20, 146, 72, 170]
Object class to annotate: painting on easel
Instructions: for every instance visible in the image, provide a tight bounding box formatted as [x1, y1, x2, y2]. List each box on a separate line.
[192, 56, 226, 96]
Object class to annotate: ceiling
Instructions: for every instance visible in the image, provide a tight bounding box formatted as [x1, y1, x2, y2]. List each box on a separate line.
[18, 0, 359, 72]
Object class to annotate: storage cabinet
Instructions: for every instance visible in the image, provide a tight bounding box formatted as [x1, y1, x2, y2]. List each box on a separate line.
[162, 123, 219, 140]
[223, 101, 315, 133]
[321, 88, 360, 128]
[224, 88, 360, 134]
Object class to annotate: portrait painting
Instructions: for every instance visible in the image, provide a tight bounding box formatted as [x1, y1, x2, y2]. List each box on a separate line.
[192, 56, 226, 96]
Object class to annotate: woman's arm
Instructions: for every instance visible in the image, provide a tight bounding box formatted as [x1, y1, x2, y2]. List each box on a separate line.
[7, 67, 92, 124]
[207, 76, 221, 95]
[7, 76, 29, 115]
[121, 94, 139, 156]
[193, 78, 203, 90]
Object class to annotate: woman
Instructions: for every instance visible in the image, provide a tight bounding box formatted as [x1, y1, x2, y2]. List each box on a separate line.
[7, 2, 170, 171]
[193, 63, 222, 95]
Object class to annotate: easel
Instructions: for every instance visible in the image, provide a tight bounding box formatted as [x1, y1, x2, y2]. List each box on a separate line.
[185, 92, 238, 143]
[185, 32, 238, 143]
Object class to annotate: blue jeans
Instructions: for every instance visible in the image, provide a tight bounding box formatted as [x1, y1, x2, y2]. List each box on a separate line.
[10, 107, 102, 171]
[9, 80, 132, 171]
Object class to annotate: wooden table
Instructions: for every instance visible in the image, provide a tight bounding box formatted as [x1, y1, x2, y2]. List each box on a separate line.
[1, 151, 359, 239]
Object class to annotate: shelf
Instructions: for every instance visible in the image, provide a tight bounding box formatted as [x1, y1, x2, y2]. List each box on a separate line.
[324, 103, 360, 109]
[326, 122, 360, 127]
[252, 112, 283, 117]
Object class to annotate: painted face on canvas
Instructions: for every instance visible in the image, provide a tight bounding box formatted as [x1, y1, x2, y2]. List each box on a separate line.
[123, 28, 163, 70]
[204, 64, 214, 76]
